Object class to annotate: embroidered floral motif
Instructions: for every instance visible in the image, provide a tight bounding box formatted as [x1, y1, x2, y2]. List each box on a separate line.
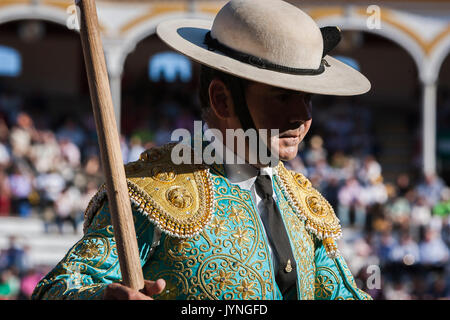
[75, 239, 101, 260]
[236, 279, 257, 299]
[314, 275, 335, 299]
[170, 238, 191, 255]
[209, 216, 228, 236]
[166, 186, 194, 209]
[232, 227, 251, 247]
[229, 207, 246, 224]
[212, 270, 235, 290]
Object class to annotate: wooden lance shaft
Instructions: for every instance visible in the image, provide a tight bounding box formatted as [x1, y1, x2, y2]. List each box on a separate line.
[77, 0, 144, 291]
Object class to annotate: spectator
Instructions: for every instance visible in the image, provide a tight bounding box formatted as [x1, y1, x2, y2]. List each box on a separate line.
[433, 187, 450, 217]
[54, 183, 82, 234]
[0, 236, 28, 274]
[390, 232, 420, 265]
[127, 135, 145, 162]
[304, 135, 327, 167]
[8, 165, 33, 217]
[35, 169, 66, 232]
[9, 112, 36, 158]
[56, 119, 86, 149]
[376, 231, 397, 266]
[416, 173, 447, 207]
[338, 177, 366, 228]
[0, 170, 11, 216]
[396, 173, 412, 197]
[0, 268, 20, 300]
[385, 280, 411, 300]
[419, 228, 449, 266]
[358, 155, 382, 185]
[84, 154, 101, 178]
[58, 137, 81, 168]
[29, 130, 62, 174]
[410, 196, 432, 240]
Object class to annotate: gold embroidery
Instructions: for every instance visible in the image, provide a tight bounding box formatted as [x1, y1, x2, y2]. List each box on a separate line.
[166, 186, 194, 209]
[83, 143, 215, 239]
[314, 275, 335, 299]
[275, 163, 342, 258]
[212, 269, 235, 290]
[336, 296, 355, 300]
[75, 239, 101, 260]
[323, 238, 339, 257]
[232, 227, 251, 247]
[210, 216, 228, 236]
[229, 207, 247, 224]
[68, 234, 112, 269]
[152, 164, 177, 182]
[236, 279, 257, 299]
[306, 195, 327, 217]
[144, 173, 275, 300]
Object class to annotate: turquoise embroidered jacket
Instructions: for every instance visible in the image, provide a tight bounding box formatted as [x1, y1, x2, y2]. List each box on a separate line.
[32, 144, 371, 300]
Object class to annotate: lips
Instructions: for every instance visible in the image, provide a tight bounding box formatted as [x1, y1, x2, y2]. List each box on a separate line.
[279, 124, 304, 139]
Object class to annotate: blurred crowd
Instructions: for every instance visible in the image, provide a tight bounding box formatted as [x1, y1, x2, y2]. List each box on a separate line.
[0, 87, 449, 300]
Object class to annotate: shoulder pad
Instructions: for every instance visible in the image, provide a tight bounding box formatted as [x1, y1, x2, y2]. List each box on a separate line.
[275, 163, 341, 258]
[84, 143, 214, 238]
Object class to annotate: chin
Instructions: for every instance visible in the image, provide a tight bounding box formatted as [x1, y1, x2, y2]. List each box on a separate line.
[277, 145, 299, 161]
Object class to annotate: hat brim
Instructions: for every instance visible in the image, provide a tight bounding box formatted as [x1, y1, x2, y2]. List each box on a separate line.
[157, 19, 371, 96]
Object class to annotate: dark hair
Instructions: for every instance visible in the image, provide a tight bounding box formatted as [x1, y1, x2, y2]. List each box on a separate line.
[198, 64, 249, 121]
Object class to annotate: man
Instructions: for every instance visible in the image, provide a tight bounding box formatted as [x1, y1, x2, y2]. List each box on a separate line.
[32, 0, 372, 300]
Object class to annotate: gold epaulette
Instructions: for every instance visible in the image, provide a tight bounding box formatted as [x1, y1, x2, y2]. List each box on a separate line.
[83, 143, 215, 238]
[275, 163, 342, 258]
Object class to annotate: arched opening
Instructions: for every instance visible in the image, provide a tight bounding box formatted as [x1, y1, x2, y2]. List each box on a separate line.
[0, 45, 22, 77]
[120, 33, 201, 162]
[0, 19, 91, 128]
[437, 53, 450, 184]
[148, 51, 192, 83]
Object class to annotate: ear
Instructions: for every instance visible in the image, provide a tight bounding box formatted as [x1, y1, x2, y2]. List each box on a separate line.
[208, 79, 234, 120]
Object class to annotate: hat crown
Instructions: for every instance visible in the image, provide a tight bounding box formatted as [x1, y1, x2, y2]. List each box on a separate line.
[210, 0, 324, 69]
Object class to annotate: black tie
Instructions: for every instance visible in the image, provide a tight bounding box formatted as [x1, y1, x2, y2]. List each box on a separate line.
[254, 172, 297, 298]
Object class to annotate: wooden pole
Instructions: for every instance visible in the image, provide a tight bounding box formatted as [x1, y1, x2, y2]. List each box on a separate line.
[76, 0, 144, 291]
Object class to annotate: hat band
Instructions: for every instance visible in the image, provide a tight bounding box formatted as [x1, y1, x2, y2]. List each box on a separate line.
[204, 32, 327, 76]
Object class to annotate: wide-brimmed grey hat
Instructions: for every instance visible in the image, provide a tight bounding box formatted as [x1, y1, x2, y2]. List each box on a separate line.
[156, 0, 370, 96]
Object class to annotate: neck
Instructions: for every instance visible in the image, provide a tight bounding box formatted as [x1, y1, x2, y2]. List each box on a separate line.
[205, 121, 279, 168]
